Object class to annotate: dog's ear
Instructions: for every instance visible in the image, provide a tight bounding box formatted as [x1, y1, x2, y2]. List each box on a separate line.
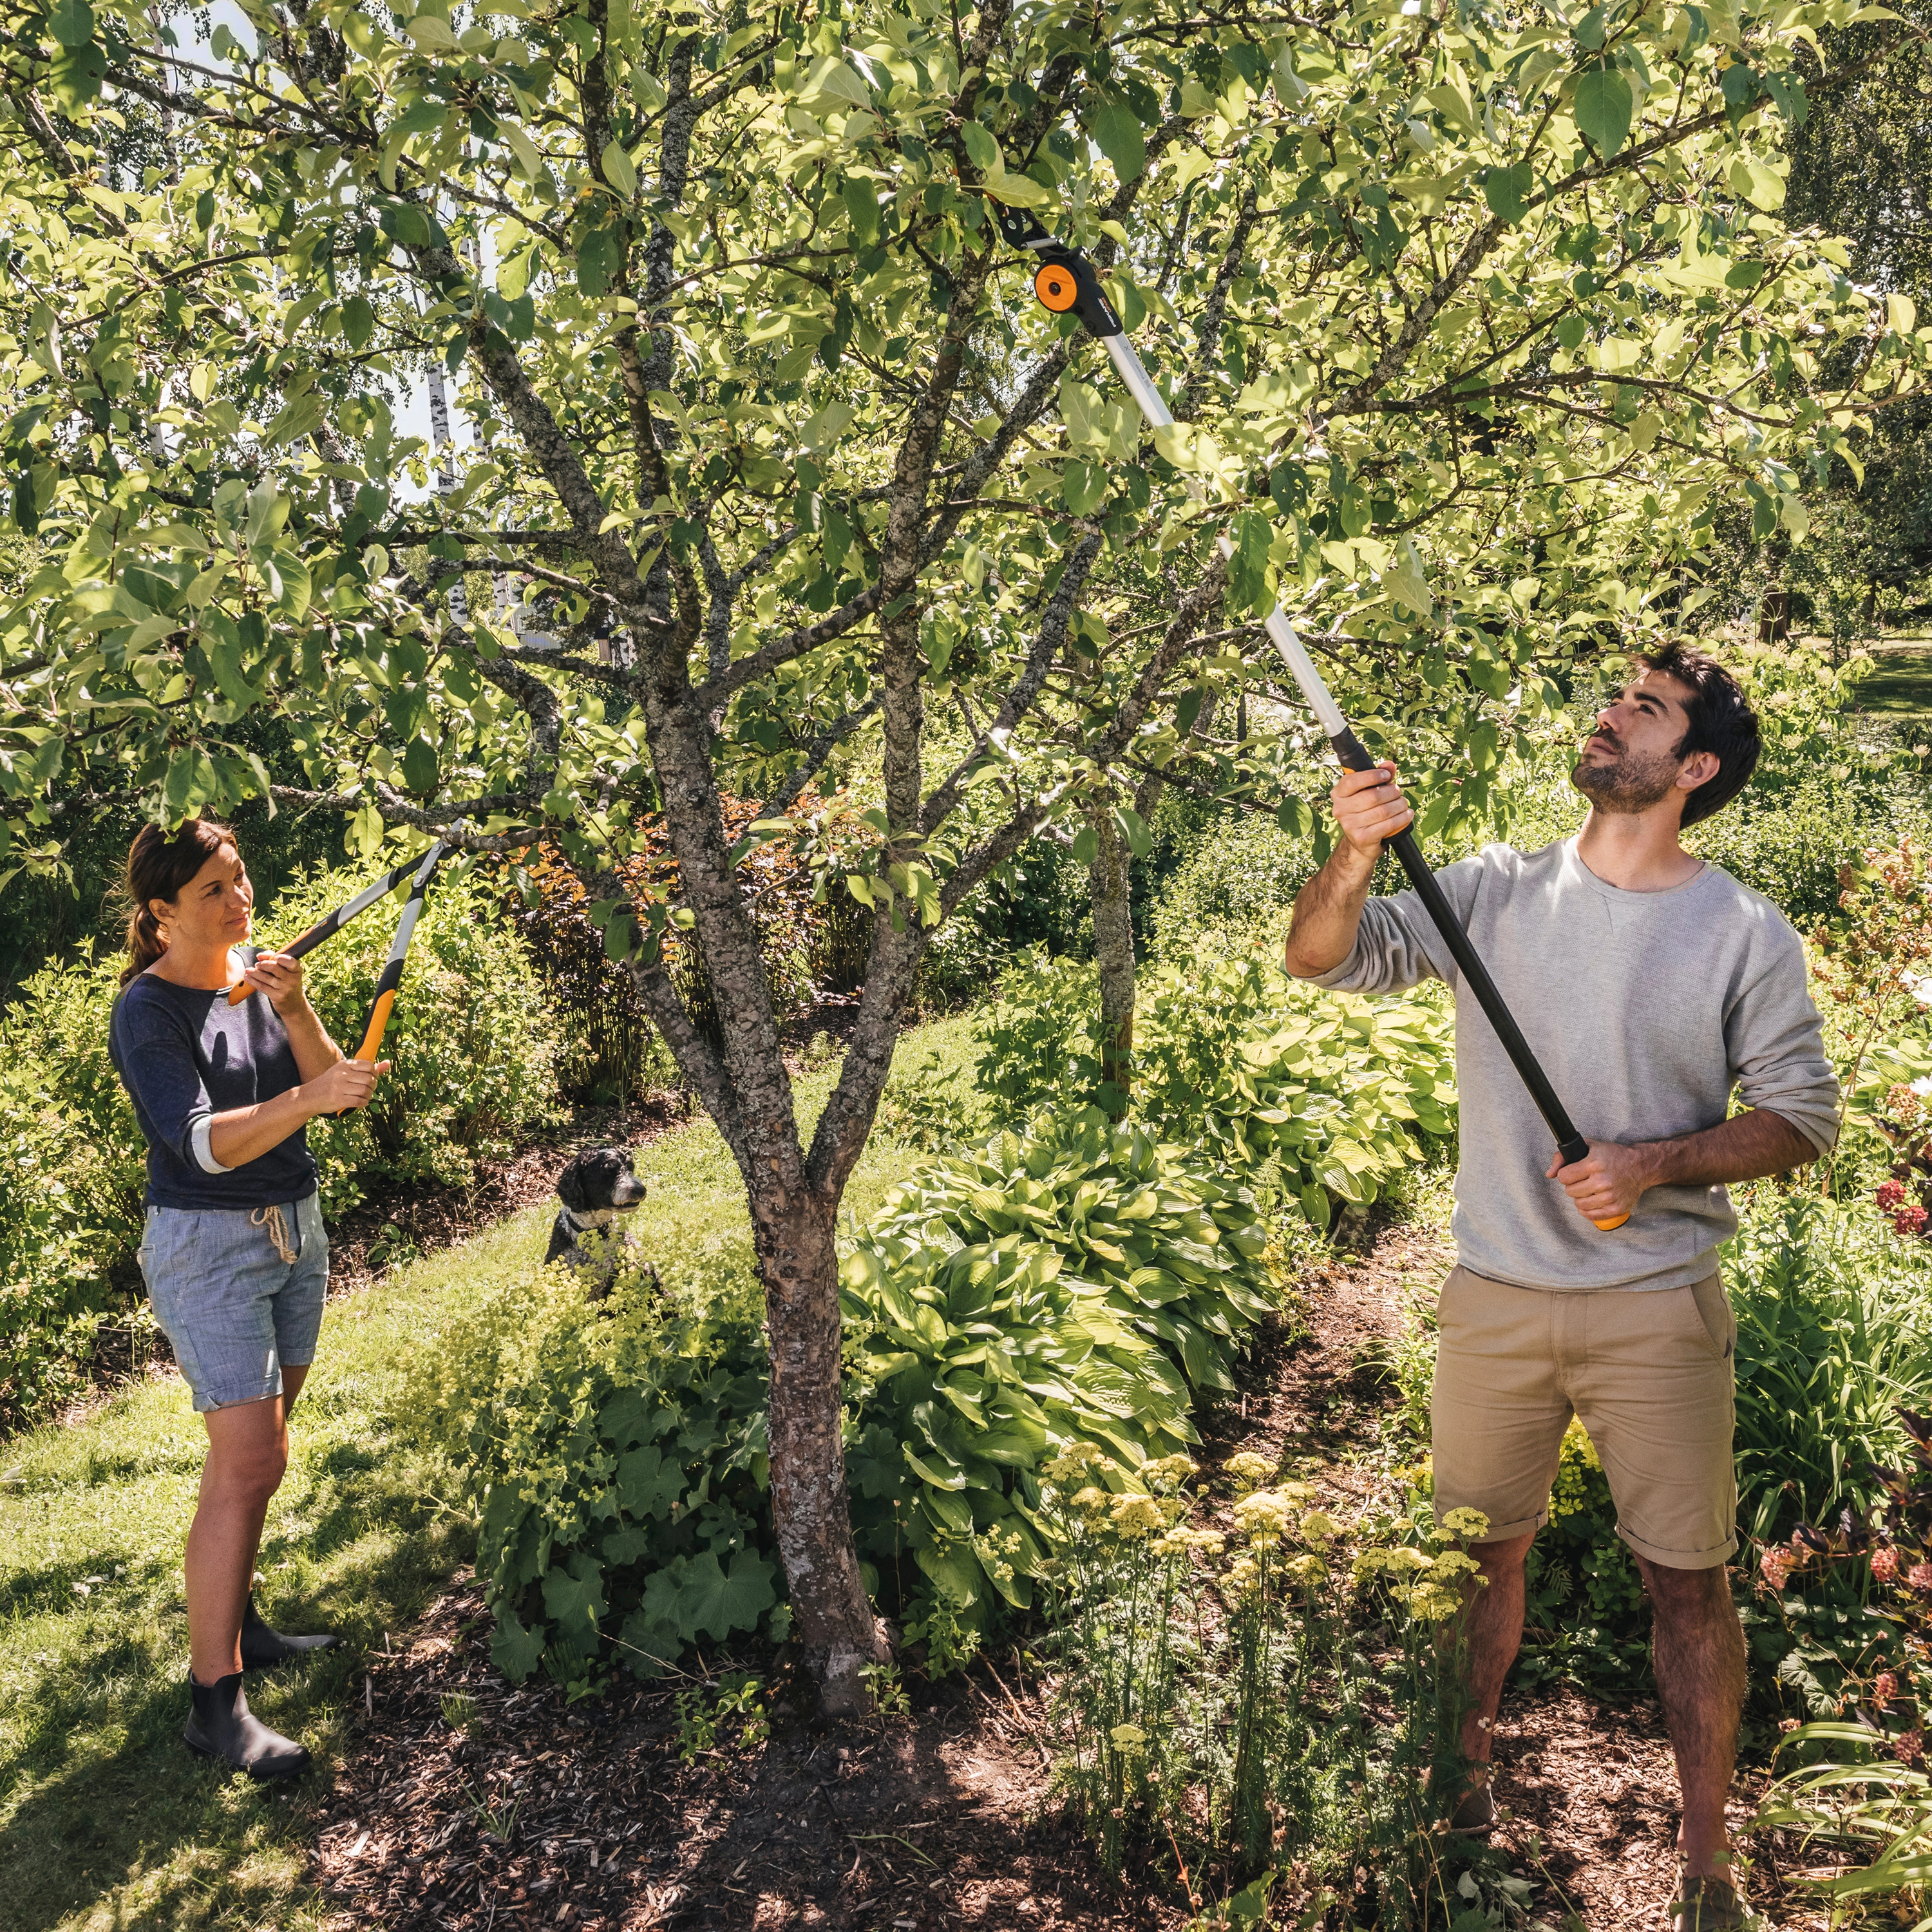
[556, 1153, 590, 1211]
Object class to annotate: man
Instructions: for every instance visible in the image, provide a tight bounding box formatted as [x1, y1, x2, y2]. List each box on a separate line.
[1284, 642, 1839, 1931]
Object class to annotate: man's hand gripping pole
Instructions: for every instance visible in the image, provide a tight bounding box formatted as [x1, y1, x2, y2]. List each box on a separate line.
[994, 204, 1626, 1230]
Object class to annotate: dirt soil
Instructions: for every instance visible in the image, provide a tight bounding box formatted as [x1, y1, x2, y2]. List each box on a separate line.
[308, 1212, 1852, 1931]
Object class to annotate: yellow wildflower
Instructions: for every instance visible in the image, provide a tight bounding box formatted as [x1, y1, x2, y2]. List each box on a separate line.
[1300, 1509, 1341, 1543]
[1045, 1442, 1112, 1485]
[1438, 1506, 1493, 1542]
[1109, 1493, 1166, 1539]
[1109, 1722, 1146, 1754]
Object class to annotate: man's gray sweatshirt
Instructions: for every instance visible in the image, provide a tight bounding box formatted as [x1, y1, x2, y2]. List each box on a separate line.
[1311, 837, 1839, 1291]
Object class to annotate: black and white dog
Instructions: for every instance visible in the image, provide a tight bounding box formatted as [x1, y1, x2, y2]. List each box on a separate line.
[545, 1146, 650, 1296]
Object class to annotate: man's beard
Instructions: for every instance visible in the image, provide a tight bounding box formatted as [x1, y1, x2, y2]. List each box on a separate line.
[1569, 735, 1682, 813]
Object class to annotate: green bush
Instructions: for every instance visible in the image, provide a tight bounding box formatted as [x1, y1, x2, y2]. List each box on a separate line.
[841, 1118, 1282, 1628]
[417, 1113, 1286, 1685]
[1146, 815, 1311, 965]
[265, 860, 565, 1211]
[974, 950, 1456, 1231]
[0, 945, 147, 1426]
[412, 1257, 784, 1695]
[0, 857, 562, 1428]
[1690, 768, 1925, 929]
[1730, 1192, 1932, 1546]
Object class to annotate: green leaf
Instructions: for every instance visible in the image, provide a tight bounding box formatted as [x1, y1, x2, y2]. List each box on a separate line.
[541, 1552, 606, 1634]
[268, 550, 311, 620]
[1573, 70, 1633, 158]
[344, 295, 375, 349]
[960, 122, 1002, 176]
[840, 172, 882, 245]
[1482, 162, 1533, 224]
[1555, 313, 1589, 350]
[615, 1610, 681, 1678]
[578, 227, 620, 297]
[616, 1443, 683, 1518]
[401, 735, 440, 796]
[601, 140, 638, 199]
[47, 0, 95, 47]
[904, 1446, 967, 1490]
[914, 1542, 983, 1607]
[379, 202, 435, 249]
[643, 1549, 776, 1641]
[1089, 99, 1146, 182]
[490, 1613, 546, 1681]
[1062, 459, 1106, 517]
[1728, 156, 1786, 211]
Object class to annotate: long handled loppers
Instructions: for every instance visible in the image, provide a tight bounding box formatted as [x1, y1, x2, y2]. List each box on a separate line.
[994, 205, 1626, 1231]
[227, 830, 465, 1111]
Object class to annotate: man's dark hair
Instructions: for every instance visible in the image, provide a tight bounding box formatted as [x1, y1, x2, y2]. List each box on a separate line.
[1642, 641, 1761, 828]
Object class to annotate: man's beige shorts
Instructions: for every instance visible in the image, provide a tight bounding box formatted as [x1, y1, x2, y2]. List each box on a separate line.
[1430, 1265, 1738, 1570]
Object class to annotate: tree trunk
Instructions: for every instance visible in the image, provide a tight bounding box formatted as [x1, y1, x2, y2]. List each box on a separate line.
[1085, 792, 1135, 1115]
[751, 1185, 886, 1716]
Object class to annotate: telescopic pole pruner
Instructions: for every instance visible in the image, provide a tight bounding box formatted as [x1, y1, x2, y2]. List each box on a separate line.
[992, 204, 1625, 1231]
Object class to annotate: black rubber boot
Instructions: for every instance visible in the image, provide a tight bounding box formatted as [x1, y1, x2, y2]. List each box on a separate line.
[184, 1669, 311, 1778]
[240, 1593, 339, 1669]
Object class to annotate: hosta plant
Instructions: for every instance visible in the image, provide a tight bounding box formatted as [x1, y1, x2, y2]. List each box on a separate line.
[841, 1116, 1282, 1626]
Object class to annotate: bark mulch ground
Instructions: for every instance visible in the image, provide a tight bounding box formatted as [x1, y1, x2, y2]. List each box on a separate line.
[308, 1209, 1861, 1931]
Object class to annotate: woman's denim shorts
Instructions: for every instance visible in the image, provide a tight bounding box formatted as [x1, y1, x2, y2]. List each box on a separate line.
[138, 1193, 328, 1412]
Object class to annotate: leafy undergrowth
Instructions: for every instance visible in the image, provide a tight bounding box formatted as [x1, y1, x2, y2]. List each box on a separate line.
[294, 1193, 1864, 1932]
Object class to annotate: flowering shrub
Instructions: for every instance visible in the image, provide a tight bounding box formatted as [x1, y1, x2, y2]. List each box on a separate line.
[1810, 838, 1932, 1202]
[1042, 1441, 1495, 1926]
[1870, 1081, 1932, 1242]
[1754, 1407, 1932, 1915]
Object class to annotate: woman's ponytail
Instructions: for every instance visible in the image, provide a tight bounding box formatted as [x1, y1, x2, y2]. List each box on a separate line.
[118, 818, 239, 987]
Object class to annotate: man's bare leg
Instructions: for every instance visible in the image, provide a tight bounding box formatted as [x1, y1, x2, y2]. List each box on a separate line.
[1634, 1554, 1745, 1880]
[1458, 1531, 1535, 1766]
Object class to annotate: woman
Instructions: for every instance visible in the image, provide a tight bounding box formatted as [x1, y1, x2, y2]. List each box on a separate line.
[109, 817, 388, 1777]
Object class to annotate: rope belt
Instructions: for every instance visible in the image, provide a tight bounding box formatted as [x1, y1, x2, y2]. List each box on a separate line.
[251, 1203, 298, 1265]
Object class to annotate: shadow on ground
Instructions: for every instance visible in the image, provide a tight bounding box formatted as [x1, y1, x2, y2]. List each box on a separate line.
[0, 1396, 473, 1932]
[312, 1578, 1174, 1932]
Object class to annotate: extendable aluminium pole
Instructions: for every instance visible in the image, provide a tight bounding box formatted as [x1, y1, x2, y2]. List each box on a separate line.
[993, 205, 1625, 1230]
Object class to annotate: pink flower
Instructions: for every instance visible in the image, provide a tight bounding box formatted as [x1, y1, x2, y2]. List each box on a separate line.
[1899, 1205, 1930, 1238]
[1878, 1181, 1906, 1211]
[1873, 1546, 1900, 1582]
[1875, 1672, 1900, 1701]
[1910, 1562, 1932, 1593]
[1897, 1730, 1925, 1763]
[1761, 1548, 1794, 1589]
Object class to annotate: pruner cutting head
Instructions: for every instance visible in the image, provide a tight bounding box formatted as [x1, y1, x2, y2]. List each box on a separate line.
[987, 198, 1123, 339]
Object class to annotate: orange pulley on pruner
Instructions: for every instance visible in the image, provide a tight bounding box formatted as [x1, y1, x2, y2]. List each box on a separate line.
[1034, 261, 1079, 313]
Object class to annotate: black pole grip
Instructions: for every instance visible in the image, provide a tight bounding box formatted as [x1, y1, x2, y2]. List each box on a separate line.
[1326, 730, 1589, 1159]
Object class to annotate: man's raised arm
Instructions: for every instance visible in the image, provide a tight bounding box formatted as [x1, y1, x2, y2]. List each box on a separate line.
[1284, 762, 1416, 979]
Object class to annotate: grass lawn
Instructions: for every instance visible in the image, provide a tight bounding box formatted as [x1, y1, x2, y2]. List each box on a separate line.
[0, 1013, 976, 1932]
[1850, 638, 1932, 719]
